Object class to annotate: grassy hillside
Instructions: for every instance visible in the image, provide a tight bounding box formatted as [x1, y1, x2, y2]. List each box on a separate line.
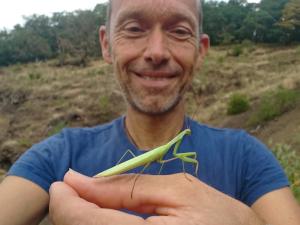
[1, 44, 300, 202]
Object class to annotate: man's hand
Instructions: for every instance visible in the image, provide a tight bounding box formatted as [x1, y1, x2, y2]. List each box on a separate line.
[49, 170, 264, 225]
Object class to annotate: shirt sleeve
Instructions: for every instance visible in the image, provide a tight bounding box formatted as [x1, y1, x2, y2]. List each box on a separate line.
[240, 132, 289, 206]
[7, 131, 69, 192]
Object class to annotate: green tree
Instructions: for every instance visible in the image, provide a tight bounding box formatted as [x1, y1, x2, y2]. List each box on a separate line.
[52, 10, 100, 66]
[23, 15, 56, 55]
[239, 10, 275, 42]
[0, 30, 12, 66]
[10, 25, 52, 63]
[203, 1, 227, 44]
[258, 0, 289, 43]
[278, 0, 300, 42]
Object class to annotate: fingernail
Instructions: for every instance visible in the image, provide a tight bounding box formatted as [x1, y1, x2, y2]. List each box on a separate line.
[67, 168, 81, 175]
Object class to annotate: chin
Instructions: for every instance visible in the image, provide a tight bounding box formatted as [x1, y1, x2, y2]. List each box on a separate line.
[129, 96, 182, 116]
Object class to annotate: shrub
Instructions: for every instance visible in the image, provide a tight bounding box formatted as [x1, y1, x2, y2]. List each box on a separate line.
[28, 71, 42, 80]
[296, 46, 300, 56]
[99, 95, 110, 111]
[227, 93, 250, 115]
[271, 143, 300, 202]
[228, 45, 243, 57]
[248, 88, 300, 126]
[48, 121, 67, 136]
[241, 40, 256, 53]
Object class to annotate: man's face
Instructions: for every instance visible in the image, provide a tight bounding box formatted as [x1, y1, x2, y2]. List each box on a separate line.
[101, 0, 206, 115]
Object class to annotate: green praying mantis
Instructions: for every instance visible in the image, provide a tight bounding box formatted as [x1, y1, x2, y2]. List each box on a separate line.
[94, 128, 199, 178]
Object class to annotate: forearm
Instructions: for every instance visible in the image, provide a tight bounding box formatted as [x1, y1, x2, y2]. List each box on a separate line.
[252, 187, 300, 225]
[0, 176, 49, 225]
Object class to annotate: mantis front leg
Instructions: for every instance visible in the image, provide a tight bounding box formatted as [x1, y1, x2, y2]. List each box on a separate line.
[172, 134, 199, 176]
[156, 152, 199, 177]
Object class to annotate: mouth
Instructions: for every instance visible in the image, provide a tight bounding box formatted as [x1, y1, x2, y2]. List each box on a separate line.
[132, 71, 177, 89]
[134, 71, 177, 80]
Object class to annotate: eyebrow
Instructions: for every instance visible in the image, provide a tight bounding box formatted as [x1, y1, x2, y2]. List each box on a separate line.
[115, 10, 146, 26]
[115, 8, 197, 30]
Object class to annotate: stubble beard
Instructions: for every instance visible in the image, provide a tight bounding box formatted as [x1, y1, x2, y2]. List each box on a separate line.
[116, 72, 192, 116]
[127, 87, 183, 116]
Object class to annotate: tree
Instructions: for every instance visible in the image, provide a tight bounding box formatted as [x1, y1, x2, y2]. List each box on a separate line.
[278, 0, 300, 42]
[23, 15, 56, 55]
[239, 10, 275, 42]
[52, 10, 100, 66]
[0, 30, 11, 66]
[9, 26, 52, 63]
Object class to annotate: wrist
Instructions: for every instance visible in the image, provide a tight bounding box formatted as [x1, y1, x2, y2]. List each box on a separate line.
[244, 208, 265, 225]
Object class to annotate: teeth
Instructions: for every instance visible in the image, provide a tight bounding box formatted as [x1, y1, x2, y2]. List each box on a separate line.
[141, 75, 168, 80]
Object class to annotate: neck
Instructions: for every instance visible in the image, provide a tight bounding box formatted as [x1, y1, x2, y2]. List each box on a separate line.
[125, 102, 186, 150]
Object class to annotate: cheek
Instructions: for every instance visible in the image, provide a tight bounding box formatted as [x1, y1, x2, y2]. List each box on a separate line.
[112, 41, 142, 70]
[169, 39, 199, 72]
[173, 49, 198, 76]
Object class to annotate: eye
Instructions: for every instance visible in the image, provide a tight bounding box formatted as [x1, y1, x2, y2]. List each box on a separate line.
[169, 27, 193, 40]
[123, 22, 145, 37]
[126, 26, 143, 33]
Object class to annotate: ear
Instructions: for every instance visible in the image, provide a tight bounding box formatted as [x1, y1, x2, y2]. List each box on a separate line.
[99, 26, 112, 64]
[195, 34, 210, 70]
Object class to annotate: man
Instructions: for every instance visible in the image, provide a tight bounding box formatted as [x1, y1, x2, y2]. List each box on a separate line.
[1, 0, 299, 224]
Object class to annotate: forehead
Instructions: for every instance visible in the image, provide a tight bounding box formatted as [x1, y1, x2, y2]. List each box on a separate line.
[110, 0, 198, 26]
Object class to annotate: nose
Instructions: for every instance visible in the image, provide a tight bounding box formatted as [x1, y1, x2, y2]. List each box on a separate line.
[144, 27, 170, 66]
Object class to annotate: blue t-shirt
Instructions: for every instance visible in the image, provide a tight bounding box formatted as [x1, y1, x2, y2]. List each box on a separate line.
[8, 116, 288, 206]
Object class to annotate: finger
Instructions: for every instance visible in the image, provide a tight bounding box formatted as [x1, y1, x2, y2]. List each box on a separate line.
[64, 170, 197, 213]
[49, 182, 146, 225]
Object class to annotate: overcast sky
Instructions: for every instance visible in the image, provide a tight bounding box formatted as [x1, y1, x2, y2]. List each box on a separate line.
[0, 0, 260, 30]
[0, 0, 108, 30]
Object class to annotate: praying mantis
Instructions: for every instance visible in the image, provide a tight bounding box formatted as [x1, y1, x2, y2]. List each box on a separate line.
[94, 128, 199, 178]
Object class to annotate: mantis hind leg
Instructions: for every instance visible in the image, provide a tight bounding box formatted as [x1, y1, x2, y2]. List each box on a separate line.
[131, 162, 151, 198]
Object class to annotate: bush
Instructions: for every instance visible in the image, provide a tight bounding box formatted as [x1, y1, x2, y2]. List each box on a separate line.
[241, 40, 256, 53]
[228, 45, 243, 57]
[296, 46, 300, 55]
[28, 71, 42, 80]
[248, 88, 300, 126]
[227, 93, 250, 115]
[271, 143, 300, 202]
[48, 121, 67, 136]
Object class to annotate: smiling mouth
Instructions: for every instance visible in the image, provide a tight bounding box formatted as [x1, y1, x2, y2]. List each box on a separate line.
[134, 72, 176, 80]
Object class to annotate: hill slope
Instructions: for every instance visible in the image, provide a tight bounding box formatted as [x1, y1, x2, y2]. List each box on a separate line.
[0, 44, 300, 173]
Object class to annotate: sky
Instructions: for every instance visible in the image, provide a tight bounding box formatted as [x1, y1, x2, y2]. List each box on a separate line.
[0, 0, 260, 30]
[0, 0, 108, 30]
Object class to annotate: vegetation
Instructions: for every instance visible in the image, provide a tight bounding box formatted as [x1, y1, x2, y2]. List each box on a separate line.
[1, 0, 300, 66]
[227, 45, 244, 57]
[0, 4, 107, 66]
[248, 88, 300, 127]
[48, 121, 67, 136]
[271, 143, 300, 202]
[227, 93, 250, 115]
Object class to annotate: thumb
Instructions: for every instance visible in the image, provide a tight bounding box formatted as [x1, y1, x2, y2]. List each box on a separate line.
[49, 181, 99, 225]
[49, 181, 146, 225]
